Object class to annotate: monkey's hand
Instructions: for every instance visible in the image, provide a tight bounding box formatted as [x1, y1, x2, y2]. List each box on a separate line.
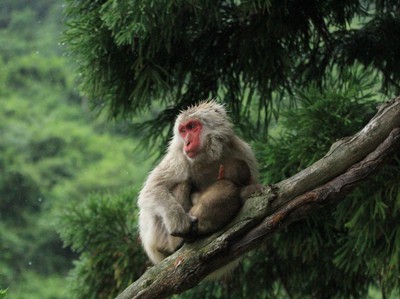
[168, 211, 198, 238]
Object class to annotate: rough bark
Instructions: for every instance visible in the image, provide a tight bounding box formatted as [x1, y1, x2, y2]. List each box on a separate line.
[116, 97, 400, 299]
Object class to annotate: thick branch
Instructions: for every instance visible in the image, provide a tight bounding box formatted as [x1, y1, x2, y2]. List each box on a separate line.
[116, 97, 400, 299]
[231, 127, 400, 254]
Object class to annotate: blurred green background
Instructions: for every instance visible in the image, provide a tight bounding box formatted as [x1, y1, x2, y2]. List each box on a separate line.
[0, 1, 151, 298]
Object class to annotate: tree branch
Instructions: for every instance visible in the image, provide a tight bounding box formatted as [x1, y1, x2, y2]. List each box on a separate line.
[116, 97, 400, 299]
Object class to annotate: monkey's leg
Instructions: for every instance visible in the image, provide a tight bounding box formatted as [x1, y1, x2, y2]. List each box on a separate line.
[157, 236, 185, 256]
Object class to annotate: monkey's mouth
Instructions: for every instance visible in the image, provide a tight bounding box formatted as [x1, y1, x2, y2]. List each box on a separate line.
[185, 150, 199, 158]
[184, 147, 199, 158]
[184, 141, 199, 158]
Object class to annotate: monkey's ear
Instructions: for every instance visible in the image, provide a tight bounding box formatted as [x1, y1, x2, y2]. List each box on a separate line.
[217, 165, 225, 180]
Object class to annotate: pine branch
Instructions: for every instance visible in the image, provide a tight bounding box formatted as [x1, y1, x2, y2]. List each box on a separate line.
[115, 97, 400, 299]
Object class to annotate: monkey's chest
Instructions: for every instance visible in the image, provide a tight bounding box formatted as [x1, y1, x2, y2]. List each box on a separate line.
[190, 163, 220, 191]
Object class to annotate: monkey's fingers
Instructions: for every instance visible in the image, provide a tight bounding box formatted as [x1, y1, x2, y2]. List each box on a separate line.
[181, 216, 199, 242]
[189, 215, 198, 234]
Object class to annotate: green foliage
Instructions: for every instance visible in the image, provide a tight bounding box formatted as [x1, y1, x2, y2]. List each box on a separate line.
[0, 4, 64, 61]
[250, 69, 400, 298]
[0, 63, 149, 295]
[261, 67, 378, 182]
[333, 163, 400, 295]
[0, 2, 150, 298]
[0, 0, 54, 28]
[59, 188, 147, 299]
[63, 0, 400, 143]
[336, 12, 400, 92]
[8, 272, 67, 299]
[0, 289, 7, 299]
[6, 54, 68, 88]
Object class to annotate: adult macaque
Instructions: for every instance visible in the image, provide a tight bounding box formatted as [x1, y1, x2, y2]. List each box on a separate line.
[189, 158, 251, 235]
[138, 101, 258, 265]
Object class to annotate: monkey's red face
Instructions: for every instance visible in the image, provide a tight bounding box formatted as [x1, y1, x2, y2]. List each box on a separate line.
[178, 119, 203, 158]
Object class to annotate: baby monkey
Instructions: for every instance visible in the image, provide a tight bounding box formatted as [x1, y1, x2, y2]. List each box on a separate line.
[189, 158, 251, 235]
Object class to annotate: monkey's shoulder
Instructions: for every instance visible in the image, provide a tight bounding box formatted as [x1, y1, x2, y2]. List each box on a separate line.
[146, 155, 190, 183]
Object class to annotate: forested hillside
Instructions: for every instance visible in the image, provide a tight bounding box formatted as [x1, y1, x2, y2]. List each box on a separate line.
[0, 2, 150, 298]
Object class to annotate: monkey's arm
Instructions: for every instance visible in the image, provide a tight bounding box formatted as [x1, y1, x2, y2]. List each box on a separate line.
[172, 180, 193, 212]
[138, 162, 196, 236]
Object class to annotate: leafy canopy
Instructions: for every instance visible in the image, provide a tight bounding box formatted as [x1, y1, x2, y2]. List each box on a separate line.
[64, 0, 400, 140]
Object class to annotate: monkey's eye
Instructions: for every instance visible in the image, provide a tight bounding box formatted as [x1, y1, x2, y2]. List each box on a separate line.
[180, 120, 201, 135]
[178, 125, 187, 137]
[187, 123, 196, 130]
